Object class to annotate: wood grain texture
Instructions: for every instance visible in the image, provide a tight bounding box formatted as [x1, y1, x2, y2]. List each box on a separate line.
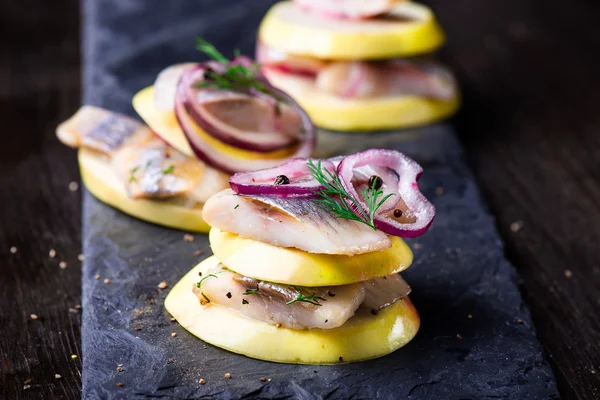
[0, 0, 598, 399]
[426, 0, 600, 398]
[0, 0, 82, 399]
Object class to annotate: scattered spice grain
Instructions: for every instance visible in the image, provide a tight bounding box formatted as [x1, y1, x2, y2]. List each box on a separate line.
[510, 220, 524, 233]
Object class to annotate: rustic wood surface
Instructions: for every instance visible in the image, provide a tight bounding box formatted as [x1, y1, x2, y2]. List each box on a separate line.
[1, 0, 598, 399]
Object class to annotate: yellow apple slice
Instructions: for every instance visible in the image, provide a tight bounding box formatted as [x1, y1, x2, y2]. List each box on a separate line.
[132, 86, 296, 160]
[165, 256, 420, 364]
[264, 68, 460, 131]
[259, 1, 445, 60]
[209, 228, 413, 286]
[79, 148, 210, 232]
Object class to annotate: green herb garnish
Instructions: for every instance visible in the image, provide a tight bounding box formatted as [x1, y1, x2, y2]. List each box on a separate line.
[286, 289, 327, 307]
[162, 165, 175, 174]
[242, 289, 258, 295]
[307, 159, 394, 231]
[196, 273, 218, 289]
[194, 37, 283, 103]
[201, 292, 211, 303]
[234, 204, 239, 209]
[129, 166, 140, 182]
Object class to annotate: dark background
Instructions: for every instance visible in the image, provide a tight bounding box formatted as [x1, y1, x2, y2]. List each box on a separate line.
[1, 0, 599, 399]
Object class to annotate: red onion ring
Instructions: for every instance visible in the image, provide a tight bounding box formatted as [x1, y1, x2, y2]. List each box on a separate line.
[293, 0, 396, 20]
[337, 149, 435, 238]
[230, 158, 335, 197]
[179, 66, 300, 152]
[175, 64, 315, 174]
[351, 164, 400, 213]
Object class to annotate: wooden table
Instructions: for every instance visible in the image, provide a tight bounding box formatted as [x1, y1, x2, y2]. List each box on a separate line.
[1, 0, 598, 398]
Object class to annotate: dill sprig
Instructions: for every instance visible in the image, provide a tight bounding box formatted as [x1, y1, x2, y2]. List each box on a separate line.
[196, 273, 218, 289]
[307, 159, 394, 230]
[162, 165, 175, 175]
[194, 37, 282, 104]
[286, 289, 327, 307]
[129, 166, 139, 182]
[242, 289, 258, 295]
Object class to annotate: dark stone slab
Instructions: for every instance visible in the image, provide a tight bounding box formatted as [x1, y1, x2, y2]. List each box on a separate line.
[81, 0, 559, 398]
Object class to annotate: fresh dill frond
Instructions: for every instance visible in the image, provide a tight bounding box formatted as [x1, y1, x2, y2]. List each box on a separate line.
[242, 289, 258, 295]
[195, 37, 228, 63]
[307, 159, 394, 230]
[196, 273, 218, 288]
[162, 165, 175, 175]
[194, 37, 283, 103]
[129, 166, 140, 182]
[286, 289, 327, 307]
[201, 292, 211, 304]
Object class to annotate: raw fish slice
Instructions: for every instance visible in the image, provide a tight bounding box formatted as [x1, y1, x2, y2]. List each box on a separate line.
[195, 265, 365, 330]
[56, 106, 230, 202]
[316, 61, 456, 100]
[111, 137, 205, 199]
[361, 274, 411, 312]
[202, 189, 391, 255]
[56, 106, 150, 155]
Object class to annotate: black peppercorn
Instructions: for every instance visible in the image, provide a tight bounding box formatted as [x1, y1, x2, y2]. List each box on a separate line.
[394, 209, 403, 218]
[368, 175, 383, 190]
[274, 175, 290, 185]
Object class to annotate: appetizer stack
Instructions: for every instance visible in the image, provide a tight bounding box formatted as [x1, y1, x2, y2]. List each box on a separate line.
[166, 149, 435, 363]
[56, 41, 315, 232]
[257, 0, 460, 131]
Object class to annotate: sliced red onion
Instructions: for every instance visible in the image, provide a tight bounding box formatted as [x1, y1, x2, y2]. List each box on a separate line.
[256, 41, 322, 78]
[337, 149, 435, 238]
[352, 164, 400, 213]
[175, 67, 315, 174]
[294, 0, 398, 20]
[178, 67, 302, 153]
[229, 158, 335, 197]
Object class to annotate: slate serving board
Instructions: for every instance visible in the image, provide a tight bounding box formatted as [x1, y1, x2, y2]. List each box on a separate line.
[81, 0, 559, 398]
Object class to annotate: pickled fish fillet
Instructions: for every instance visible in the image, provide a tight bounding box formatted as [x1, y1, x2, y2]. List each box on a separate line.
[194, 265, 365, 329]
[202, 189, 391, 255]
[56, 106, 229, 201]
[316, 61, 456, 100]
[361, 274, 411, 312]
[112, 137, 205, 199]
[56, 106, 150, 155]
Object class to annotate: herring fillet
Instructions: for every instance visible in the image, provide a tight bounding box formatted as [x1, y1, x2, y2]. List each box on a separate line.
[195, 265, 365, 330]
[361, 274, 411, 312]
[55, 106, 147, 154]
[111, 138, 205, 200]
[202, 189, 391, 255]
[55, 106, 229, 202]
